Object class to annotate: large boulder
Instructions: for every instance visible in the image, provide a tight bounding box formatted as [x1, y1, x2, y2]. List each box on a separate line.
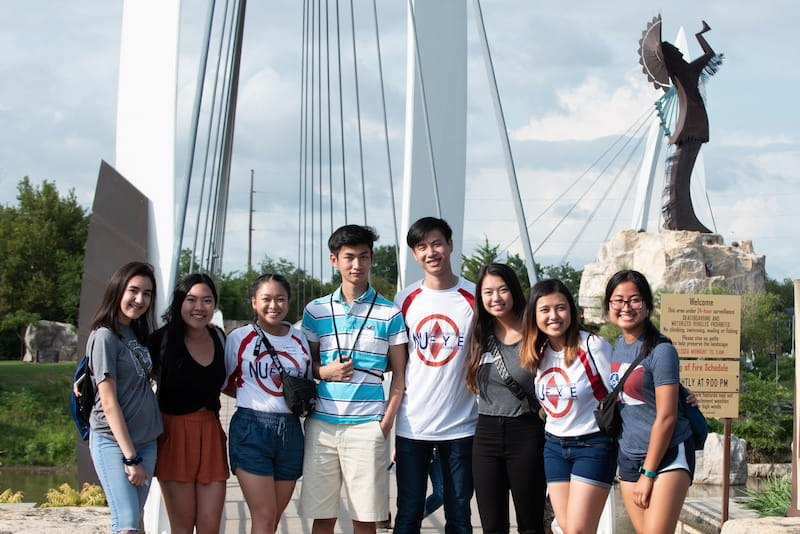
[694, 432, 748, 485]
[23, 320, 78, 362]
[578, 230, 765, 324]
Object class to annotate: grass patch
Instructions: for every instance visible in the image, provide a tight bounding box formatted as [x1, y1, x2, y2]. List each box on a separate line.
[0, 361, 76, 466]
[742, 475, 791, 517]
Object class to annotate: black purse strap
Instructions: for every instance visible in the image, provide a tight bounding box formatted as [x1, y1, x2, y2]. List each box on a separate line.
[488, 334, 528, 401]
[252, 324, 287, 374]
[605, 336, 668, 402]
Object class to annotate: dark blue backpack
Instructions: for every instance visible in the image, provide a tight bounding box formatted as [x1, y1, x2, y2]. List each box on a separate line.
[70, 354, 94, 440]
[679, 384, 708, 450]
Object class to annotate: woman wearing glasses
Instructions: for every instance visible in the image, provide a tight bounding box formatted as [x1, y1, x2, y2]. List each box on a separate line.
[604, 270, 694, 534]
[224, 273, 312, 534]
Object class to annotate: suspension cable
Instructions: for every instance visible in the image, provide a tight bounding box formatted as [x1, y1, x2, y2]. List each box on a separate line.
[531, 107, 655, 256]
[407, 0, 442, 217]
[501, 104, 656, 255]
[561, 130, 648, 263]
[371, 0, 401, 282]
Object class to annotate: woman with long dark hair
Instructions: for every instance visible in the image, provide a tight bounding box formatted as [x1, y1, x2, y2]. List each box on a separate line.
[520, 279, 615, 534]
[224, 273, 312, 534]
[465, 263, 546, 534]
[603, 270, 694, 534]
[86, 261, 161, 534]
[148, 273, 229, 534]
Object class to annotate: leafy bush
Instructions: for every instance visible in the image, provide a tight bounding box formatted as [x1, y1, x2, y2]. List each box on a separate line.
[39, 483, 105, 508]
[742, 476, 791, 517]
[0, 488, 24, 503]
[732, 369, 792, 463]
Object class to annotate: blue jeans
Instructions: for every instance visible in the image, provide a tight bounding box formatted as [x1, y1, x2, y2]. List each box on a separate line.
[423, 449, 444, 517]
[89, 429, 157, 532]
[394, 436, 473, 534]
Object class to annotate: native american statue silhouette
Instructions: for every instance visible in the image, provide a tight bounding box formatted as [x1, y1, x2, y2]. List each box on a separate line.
[639, 15, 723, 233]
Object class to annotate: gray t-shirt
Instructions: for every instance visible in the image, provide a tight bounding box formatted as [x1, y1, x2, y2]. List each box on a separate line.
[476, 340, 536, 417]
[611, 335, 691, 456]
[88, 325, 162, 446]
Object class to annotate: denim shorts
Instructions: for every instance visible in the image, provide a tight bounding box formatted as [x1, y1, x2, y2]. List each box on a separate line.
[228, 407, 303, 480]
[543, 432, 618, 488]
[617, 438, 695, 483]
[89, 429, 157, 532]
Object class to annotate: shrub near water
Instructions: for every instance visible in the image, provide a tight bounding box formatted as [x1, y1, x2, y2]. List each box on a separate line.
[39, 483, 105, 507]
[0, 361, 76, 466]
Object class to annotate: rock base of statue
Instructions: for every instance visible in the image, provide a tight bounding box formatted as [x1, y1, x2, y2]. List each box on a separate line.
[578, 230, 765, 325]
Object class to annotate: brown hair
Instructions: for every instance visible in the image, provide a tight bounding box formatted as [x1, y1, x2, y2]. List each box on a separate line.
[520, 279, 583, 371]
[89, 261, 157, 342]
[465, 264, 526, 394]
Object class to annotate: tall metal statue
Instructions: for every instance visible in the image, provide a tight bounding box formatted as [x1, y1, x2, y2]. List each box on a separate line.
[639, 15, 723, 233]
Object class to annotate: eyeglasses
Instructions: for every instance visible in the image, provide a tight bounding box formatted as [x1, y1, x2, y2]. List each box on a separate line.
[609, 297, 645, 311]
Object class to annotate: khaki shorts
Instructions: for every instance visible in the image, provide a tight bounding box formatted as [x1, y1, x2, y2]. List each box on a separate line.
[299, 418, 389, 522]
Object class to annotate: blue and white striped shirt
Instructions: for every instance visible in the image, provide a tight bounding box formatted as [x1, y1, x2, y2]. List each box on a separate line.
[302, 285, 408, 424]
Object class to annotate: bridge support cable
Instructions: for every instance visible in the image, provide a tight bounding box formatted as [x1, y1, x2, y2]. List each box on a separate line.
[347, 0, 368, 225]
[534, 107, 653, 257]
[472, 0, 538, 284]
[208, 0, 247, 276]
[189, 0, 229, 273]
[325, 0, 335, 245]
[371, 0, 402, 280]
[407, 0, 442, 218]
[500, 105, 656, 256]
[605, 150, 645, 242]
[561, 131, 647, 264]
[297, 0, 309, 282]
[198, 0, 238, 274]
[335, 0, 348, 224]
[174, 0, 216, 283]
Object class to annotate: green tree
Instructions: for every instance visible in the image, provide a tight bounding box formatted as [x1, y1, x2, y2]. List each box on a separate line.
[372, 245, 398, 285]
[0, 178, 88, 358]
[741, 291, 790, 356]
[460, 237, 501, 283]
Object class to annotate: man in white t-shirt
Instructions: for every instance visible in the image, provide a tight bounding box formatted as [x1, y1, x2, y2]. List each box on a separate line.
[393, 217, 477, 534]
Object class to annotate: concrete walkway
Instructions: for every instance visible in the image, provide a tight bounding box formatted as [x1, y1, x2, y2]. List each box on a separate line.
[217, 397, 488, 533]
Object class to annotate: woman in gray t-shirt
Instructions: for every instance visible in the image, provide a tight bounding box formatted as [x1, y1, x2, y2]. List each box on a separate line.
[86, 262, 162, 534]
[465, 263, 546, 534]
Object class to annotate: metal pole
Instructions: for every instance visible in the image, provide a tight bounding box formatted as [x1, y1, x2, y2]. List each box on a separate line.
[722, 418, 731, 523]
[248, 169, 254, 272]
[471, 0, 538, 284]
[788, 279, 800, 516]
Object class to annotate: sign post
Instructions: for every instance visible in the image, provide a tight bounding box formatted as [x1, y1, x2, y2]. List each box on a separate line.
[661, 293, 741, 524]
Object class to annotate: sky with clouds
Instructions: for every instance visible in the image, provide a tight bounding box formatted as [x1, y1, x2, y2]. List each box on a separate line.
[1, 1, 797, 283]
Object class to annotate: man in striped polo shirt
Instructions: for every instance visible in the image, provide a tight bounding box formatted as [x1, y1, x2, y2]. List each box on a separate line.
[299, 224, 408, 534]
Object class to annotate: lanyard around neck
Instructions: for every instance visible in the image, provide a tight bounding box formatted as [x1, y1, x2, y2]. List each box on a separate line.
[330, 289, 377, 363]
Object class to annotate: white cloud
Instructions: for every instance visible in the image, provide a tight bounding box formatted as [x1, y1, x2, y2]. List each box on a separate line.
[510, 72, 659, 142]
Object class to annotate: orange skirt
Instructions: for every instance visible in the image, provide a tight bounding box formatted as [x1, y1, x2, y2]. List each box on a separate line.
[155, 410, 230, 483]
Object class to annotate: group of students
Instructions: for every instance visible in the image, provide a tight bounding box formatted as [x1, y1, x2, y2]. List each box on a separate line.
[83, 216, 695, 534]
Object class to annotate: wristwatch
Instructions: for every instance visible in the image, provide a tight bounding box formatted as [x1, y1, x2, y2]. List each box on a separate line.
[122, 455, 143, 466]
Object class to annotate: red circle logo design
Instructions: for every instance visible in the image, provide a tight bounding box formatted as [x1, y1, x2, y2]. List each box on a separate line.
[414, 314, 461, 367]
[538, 367, 574, 418]
[254, 350, 302, 397]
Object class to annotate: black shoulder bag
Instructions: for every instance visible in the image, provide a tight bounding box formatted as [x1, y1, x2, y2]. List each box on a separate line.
[253, 324, 317, 417]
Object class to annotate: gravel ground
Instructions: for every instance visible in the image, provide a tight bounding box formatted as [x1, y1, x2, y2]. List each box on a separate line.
[0, 504, 109, 534]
